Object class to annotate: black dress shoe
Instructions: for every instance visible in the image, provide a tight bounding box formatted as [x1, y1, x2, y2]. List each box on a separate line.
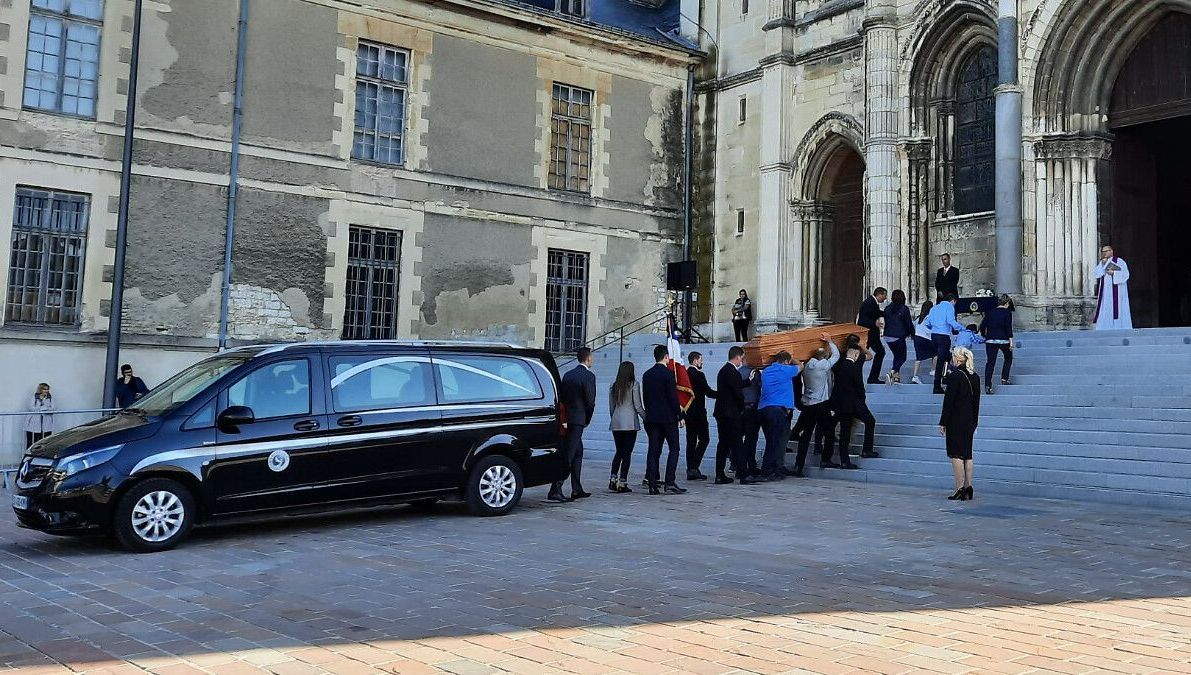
[779, 466, 799, 476]
[648, 484, 661, 495]
[608, 480, 618, 492]
[714, 476, 734, 485]
[947, 488, 965, 500]
[933, 387, 946, 395]
[762, 473, 785, 482]
[614, 484, 633, 494]
[571, 491, 592, 500]
[686, 471, 707, 481]
[860, 451, 879, 459]
[791, 469, 806, 478]
[642, 478, 651, 487]
[546, 493, 571, 503]
[663, 483, 687, 494]
[820, 461, 840, 469]
[738, 475, 762, 485]
[841, 463, 860, 470]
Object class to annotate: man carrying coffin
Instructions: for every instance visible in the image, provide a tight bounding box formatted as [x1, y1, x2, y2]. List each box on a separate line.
[1093, 245, 1133, 330]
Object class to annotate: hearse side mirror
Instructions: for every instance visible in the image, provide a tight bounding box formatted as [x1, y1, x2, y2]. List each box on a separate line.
[217, 405, 255, 432]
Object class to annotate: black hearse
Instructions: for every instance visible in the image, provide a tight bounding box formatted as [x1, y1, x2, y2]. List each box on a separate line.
[12, 341, 568, 552]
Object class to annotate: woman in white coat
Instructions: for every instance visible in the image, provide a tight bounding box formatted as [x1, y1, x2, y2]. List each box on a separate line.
[25, 382, 55, 448]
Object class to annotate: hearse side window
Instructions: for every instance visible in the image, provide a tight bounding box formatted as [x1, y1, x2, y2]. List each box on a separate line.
[227, 359, 311, 419]
[184, 400, 216, 429]
[433, 355, 543, 404]
[329, 355, 434, 412]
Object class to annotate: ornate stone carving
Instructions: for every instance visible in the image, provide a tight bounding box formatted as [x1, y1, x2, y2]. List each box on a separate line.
[1033, 137, 1113, 161]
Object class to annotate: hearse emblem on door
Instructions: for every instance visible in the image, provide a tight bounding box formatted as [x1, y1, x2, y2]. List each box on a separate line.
[267, 450, 290, 473]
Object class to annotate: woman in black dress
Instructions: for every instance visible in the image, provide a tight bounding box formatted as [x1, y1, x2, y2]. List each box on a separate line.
[939, 346, 980, 500]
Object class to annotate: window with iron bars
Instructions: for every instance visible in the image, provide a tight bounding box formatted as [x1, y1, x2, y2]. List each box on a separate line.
[23, 0, 104, 118]
[544, 249, 589, 353]
[558, 0, 585, 17]
[353, 41, 409, 166]
[548, 84, 593, 193]
[342, 226, 402, 340]
[6, 187, 89, 326]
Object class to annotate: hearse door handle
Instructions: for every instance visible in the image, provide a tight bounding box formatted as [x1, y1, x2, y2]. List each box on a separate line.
[337, 415, 363, 427]
[294, 419, 321, 432]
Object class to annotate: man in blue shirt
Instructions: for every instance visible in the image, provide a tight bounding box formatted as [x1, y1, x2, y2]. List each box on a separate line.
[757, 351, 802, 480]
[925, 294, 965, 394]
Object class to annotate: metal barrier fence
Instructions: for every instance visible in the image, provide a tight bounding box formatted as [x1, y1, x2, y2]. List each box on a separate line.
[0, 409, 119, 489]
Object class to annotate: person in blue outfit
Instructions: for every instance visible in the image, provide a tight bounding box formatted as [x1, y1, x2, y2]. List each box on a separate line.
[757, 351, 802, 481]
[954, 324, 985, 350]
[925, 294, 965, 394]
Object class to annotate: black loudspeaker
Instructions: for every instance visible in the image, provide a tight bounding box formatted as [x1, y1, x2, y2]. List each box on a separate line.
[667, 260, 698, 291]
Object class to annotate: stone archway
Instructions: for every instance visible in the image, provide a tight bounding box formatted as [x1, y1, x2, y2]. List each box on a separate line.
[817, 147, 867, 324]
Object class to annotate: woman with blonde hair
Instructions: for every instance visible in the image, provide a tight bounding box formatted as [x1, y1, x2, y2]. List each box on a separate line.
[939, 347, 980, 500]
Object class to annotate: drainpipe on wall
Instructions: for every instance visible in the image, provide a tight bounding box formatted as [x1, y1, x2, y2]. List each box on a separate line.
[995, 0, 1024, 294]
[218, 0, 250, 349]
[101, 0, 144, 409]
[682, 63, 695, 338]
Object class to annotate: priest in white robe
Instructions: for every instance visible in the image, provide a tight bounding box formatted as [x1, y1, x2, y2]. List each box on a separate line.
[1092, 245, 1132, 330]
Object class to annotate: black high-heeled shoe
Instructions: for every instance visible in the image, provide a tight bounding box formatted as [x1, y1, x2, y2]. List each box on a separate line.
[964, 486, 974, 500]
[947, 488, 966, 500]
[985, 386, 994, 395]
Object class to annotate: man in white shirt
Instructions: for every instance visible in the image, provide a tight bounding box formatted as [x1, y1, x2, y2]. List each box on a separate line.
[1093, 245, 1132, 330]
[791, 335, 839, 476]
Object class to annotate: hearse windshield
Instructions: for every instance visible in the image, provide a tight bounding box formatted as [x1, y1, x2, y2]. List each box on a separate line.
[126, 351, 259, 417]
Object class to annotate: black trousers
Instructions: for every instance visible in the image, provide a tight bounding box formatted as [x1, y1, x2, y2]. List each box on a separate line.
[25, 431, 50, 449]
[550, 423, 585, 495]
[888, 338, 908, 375]
[740, 405, 761, 473]
[836, 405, 876, 463]
[759, 406, 792, 475]
[866, 326, 886, 383]
[985, 343, 1013, 387]
[794, 402, 835, 470]
[685, 412, 710, 472]
[645, 421, 681, 486]
[610, 430, 637, 480]
[932, 334, 953, 389]
[714, 414, 746, 479]
[733, 319, 750, 342]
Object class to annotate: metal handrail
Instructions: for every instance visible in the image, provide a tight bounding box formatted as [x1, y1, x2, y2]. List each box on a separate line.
[555, 305, 669, 366]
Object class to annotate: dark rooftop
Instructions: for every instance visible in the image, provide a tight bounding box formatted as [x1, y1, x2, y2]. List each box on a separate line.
[490, 0, 696, 50]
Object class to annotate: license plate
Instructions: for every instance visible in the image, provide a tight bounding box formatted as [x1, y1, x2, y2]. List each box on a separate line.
[11, 495, 28, 511]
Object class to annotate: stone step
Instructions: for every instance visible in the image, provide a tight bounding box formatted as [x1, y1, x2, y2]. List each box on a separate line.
[876, 422, 1191, 449]
[868, 435, 1191, 472]
[864, 412, 1191, 435]
[863, 403, 1191, 422]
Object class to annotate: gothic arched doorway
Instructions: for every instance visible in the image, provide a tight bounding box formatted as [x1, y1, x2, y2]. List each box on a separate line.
[1109, 12, 1191, 327]
[819, 147, 866, 324]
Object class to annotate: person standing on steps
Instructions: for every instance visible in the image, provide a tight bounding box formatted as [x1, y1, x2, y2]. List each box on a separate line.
[793, 335, 840, 477]
[829, 344, 877, 468]
[940, 347, 981, 501]
[881, 289, 915, 385]
[643, 344, 687, 495]
[547, 347, 597, 503]
[758, 351, 802, 481]
[935, 253, 960, 300]
[713, 347, 759, 485]
[732, 289, 753, 342]
[684, 352, 716, 481]
[910, 300, 936, 385]
[1092, 245, 1133, 330]
[607, 361, 646, 493]
[980, 294, 1015, 395]
[925, 294, 965, 394]
[25, 382, 55, 449]
[858, 287, 888, 385]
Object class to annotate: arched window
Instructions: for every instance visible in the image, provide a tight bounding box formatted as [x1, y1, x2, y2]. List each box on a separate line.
[954, 46, 997, 214]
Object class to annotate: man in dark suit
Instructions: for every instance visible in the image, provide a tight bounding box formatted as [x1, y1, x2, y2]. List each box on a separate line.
[713, 346, 759, 485]
[642, 344, 687, 495]
[684, 351, 716, 481]
[858, 287, 888, 385]
[829, 345, 879, 467]
[547, 347, 597, 503]
[935, 253, 960, 299]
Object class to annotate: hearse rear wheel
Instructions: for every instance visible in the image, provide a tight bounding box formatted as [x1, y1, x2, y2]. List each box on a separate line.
[466, 455, 523, 516]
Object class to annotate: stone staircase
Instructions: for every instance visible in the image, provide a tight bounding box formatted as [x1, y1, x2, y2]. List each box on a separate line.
[575, 327, 1191, 509]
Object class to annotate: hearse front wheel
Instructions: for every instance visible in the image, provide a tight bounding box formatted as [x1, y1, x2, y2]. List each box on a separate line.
[466, 455, 523, 516]
[113, 478, 196, 553]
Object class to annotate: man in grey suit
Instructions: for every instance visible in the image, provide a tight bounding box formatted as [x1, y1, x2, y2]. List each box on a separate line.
[548, 347, 597, 502]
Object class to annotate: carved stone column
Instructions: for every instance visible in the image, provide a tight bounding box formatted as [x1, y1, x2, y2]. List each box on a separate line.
[904, 139, 933, 303]
[792, 200, 832, 324]
[864, 4, 903, 291]
[931, 98, 957, 216]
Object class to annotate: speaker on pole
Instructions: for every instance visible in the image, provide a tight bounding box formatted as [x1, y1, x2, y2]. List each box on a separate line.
[667, 260, 698, 291]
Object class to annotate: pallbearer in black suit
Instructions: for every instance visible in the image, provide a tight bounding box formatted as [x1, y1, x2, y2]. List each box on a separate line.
[858, 287, 888, 385]
[684, 352, 716, 481]
[714, 346, 760, 485]
[935, 253, 960, 299]
[642, 344, 687, 495]
[547, 347, 597, 503]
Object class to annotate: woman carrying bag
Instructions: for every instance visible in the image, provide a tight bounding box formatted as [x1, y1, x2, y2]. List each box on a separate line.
[939, 347, 980, 501]
[731, 290, 753, 342]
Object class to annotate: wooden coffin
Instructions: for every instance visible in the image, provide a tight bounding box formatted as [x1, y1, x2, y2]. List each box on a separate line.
[743, 323, 869, 368]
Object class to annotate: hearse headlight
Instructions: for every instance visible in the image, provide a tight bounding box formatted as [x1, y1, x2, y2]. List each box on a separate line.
[57, 445, 123, 477]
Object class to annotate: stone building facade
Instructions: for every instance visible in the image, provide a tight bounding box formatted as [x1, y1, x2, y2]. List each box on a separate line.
[0, 0, 696, 418]
[692, 0, 1191, 336]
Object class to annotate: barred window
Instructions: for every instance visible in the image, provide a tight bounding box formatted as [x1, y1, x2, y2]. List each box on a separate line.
[23, 0, 104, 118]
[558, 0, 585, 17]
[549, 84, 593, 193]
[544, 249, 588, 353]
[353, 41, 409, 166]
[6, 187, 89, 326]
[954, 46, 997, 215]
[342, 226, 402, 340]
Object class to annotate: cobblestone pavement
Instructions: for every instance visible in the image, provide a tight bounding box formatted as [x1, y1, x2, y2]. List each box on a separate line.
[2, 461, 1190, 675]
